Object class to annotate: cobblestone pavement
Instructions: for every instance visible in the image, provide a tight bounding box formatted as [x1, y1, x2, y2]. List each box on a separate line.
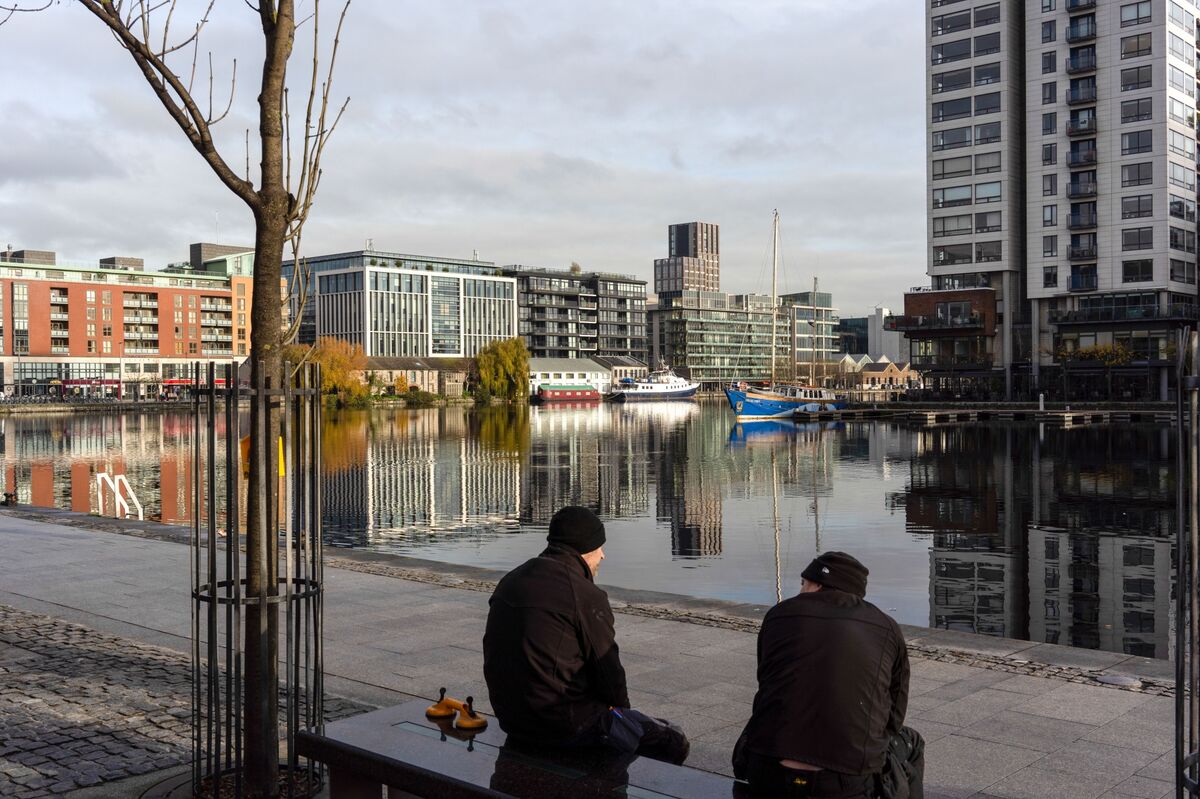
[0, 604, 371, 799]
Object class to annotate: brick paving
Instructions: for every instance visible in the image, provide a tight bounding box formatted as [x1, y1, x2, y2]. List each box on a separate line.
[0, 604, 371, 799]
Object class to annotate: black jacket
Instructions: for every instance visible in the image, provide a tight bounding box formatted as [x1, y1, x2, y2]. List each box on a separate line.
[741, 589, 909, 775]
[482, 545, 630, 741]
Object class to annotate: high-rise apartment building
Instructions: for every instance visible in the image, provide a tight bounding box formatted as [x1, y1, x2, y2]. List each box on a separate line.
[653, 222, 720, 296]
[503, 266, 648, 361]
[900, 0, 1199, 399]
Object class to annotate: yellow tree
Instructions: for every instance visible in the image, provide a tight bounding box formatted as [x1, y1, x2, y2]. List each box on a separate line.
[475, 337, 529, 401]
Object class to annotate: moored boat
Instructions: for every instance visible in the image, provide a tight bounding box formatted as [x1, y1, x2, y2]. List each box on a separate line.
[532, 384, 602, 404]
[725, 382, 846, 419]
[605, 366, 699, 402]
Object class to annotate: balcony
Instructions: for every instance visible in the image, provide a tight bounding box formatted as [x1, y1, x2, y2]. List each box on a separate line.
[910, 354, 996, 369]
[1050, 304, 1197, 324]
[1067, 0, 1096, 9]
[1067, 181, 1097, 198]
[1067, 86, 1097, 105]
[49, 312, 69, 321]
[1066, 53, 1097, 73]
[1069, 274, 1099, 291]
[885, 313, 984, 332]
[49, 294, 69, 304]
[1067, 118, 1098, 136]
[1068, 213, 1098, 229]
[51, 346, 69, 355]
[1068, 245, 1098, 260]
[1066, 19, 1096, 43]
[1068, 149, 1097, 167]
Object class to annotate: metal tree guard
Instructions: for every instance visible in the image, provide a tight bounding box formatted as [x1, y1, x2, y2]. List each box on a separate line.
[190, 360, 325, 798]
[1179, 330, 1199, 798]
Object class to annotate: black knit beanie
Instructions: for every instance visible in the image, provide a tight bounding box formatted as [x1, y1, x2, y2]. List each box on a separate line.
[547, 506, 606, 554]
[801, 551, 869, 597]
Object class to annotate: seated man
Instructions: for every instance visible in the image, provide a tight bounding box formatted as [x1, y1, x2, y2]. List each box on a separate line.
[735, 552, 924, 799]
[483, 506, 689, 765]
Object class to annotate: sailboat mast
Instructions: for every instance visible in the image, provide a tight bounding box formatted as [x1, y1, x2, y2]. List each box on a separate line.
[810, 275, 818, 386]
[770, 210, 779, 386]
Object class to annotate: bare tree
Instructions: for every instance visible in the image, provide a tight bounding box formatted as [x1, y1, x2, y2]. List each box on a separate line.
[4, 2, 351, 795]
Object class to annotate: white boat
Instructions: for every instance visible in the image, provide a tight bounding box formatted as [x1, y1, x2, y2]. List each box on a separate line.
[605, 366, 699, 402]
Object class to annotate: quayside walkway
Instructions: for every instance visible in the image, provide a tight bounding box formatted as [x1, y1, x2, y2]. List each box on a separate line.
[0, 509, 1175, 799]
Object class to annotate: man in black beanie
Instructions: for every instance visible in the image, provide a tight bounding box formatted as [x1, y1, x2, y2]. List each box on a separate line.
[483, 505, 690, 765]
[734, 552, 924, 798]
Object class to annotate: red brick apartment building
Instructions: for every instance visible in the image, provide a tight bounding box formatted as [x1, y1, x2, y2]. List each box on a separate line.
[0, 246, 257, 397]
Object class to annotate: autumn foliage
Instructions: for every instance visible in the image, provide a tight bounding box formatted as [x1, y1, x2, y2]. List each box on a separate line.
[474, 337, 530, 402]
[285, 337, 368, 403]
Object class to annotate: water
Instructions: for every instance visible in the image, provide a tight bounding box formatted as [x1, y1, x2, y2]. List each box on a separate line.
[0, 402, 1175, 659]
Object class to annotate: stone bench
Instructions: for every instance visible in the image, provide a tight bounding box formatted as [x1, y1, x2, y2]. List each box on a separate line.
[298, 699, 743, 798]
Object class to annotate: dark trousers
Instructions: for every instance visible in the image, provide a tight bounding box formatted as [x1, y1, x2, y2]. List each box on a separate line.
[566, 707, 690, 765]
[743, 727, 925, 799]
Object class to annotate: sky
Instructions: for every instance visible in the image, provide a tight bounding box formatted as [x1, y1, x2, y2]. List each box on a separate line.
[0, 1, 926, 315]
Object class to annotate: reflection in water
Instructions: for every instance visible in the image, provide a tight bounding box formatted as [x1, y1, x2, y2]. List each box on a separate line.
[0, 405, 1176, 657]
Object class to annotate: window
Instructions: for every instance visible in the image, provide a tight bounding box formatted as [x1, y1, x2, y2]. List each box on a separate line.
[1172, 226, 1198, 253]
[1170, 65, 1194, 97]
[974, 92, 1000, 115]
[1121, 1, 1151, 26]
[1043, 204, 1058, 226]
[1122, 260, 1154, 282]
[86, 323, 96, 337]
[102, 340, 112, 354]
[1171, 97, 1195, 127]
[1044, 266, 1059, 287]
[975, 211, 1001, 232]
[1123, 227, 1154, 250]
[1122, 194, 1153, 218]
[1121, 97, 1152, 122]
[1171, 194, 1197, 221]
[1042, 51, 1056, 74]
[974, 151, 1001, 174]
[1121, 33, 1152, 59]
[1043, 174, 1058, 196]
[86, 307, 96, 320]
[932, 10, 971, 36]
[975, 241, 1001, 262]
[85, 289, 96, 303]
[1171, 258, 1197, 283]
[974, 3, 999, 26]
[1170, 32, 1195, 65]
[974, 62, 1000, 85]
[1043, 143, 1058, 165]
[974, 32, 1000, 56]
[1170, 130, 1196, 159]
[933, 185, 972, 208]
[1042, 82, 1057, 104]
[932, 38, 971, 64]
[933, 155, 972, 179]
[933, 67, 971, 93]
[975, 121, 1001, 143]
[975, 181, 1001, 203]
[1121, 130, 1152, 155]
[102, 290, 111, 304]
[1042, 0, 1055, 9]
[933, 214, 972, 237]
[1170, 1, 1194, 30]
[933, 244, 973, 265]
[1042, 20, 1056, 43]
[1121, 65, 1152, 91]
[1170, 162, 1196, 190]
[932, 125, 972, 151]
[932, 97, 972, 122]
[1121, 162, 1153, 186]
[1043, 236, 1058, 257]
[1043, 112, 1057, 134]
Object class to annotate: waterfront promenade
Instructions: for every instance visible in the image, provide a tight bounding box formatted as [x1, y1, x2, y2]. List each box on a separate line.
[0, 508, 1175, 799]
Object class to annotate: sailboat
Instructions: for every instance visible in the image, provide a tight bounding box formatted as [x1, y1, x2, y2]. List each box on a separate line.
[725, 210, 847, 418]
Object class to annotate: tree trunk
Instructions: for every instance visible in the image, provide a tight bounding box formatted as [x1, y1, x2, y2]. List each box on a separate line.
[244, 5, 295, 795]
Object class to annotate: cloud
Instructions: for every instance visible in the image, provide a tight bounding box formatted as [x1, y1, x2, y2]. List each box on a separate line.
[0, 0, 926, 313]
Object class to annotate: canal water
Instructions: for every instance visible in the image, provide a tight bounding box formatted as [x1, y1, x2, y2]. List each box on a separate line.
[0, 401, 1175, 659]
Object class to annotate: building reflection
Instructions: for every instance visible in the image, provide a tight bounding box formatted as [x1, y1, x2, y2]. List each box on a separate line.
[894, 423, 1174, 658]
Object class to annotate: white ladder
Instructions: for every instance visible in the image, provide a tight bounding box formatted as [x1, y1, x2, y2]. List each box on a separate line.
[95, 472, 144, 521]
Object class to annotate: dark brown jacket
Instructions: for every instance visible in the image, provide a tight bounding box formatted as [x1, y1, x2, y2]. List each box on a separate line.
[483, 545, 630, 741]
[741, 589, 909, 775]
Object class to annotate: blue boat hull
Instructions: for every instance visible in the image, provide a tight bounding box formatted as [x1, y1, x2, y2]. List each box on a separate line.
[724, 388, 846, 418]
[609, 385, 699, 402]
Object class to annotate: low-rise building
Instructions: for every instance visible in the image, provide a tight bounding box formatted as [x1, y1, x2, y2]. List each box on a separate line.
[886, 286, 1002, 396]
[527, 357, 612, 395]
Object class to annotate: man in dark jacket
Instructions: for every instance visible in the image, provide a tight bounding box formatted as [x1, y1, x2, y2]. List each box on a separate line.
[735, 552, 924, 798]
[483, 506, 689, 764]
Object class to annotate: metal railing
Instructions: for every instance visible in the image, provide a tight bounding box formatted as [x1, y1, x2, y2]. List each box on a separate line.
[1067, 181, 1098, 198]
[1068, 213, 1098, 229]
[1069, 273, 1099, 291]
[1066, 53, 1097, 73]
[1067, 86, 1098, 104]
[1068, 150, 1097, 166]
[1050, 304, 1197, 323]
[885, 313, 984, 331]
[1066, 19, 1097, 42]
[1067, 118, 1099, 135]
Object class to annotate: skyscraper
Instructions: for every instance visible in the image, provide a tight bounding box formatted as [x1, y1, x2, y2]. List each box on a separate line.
[653, 222, 720, 296]
[900, 0, 1198, 400]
